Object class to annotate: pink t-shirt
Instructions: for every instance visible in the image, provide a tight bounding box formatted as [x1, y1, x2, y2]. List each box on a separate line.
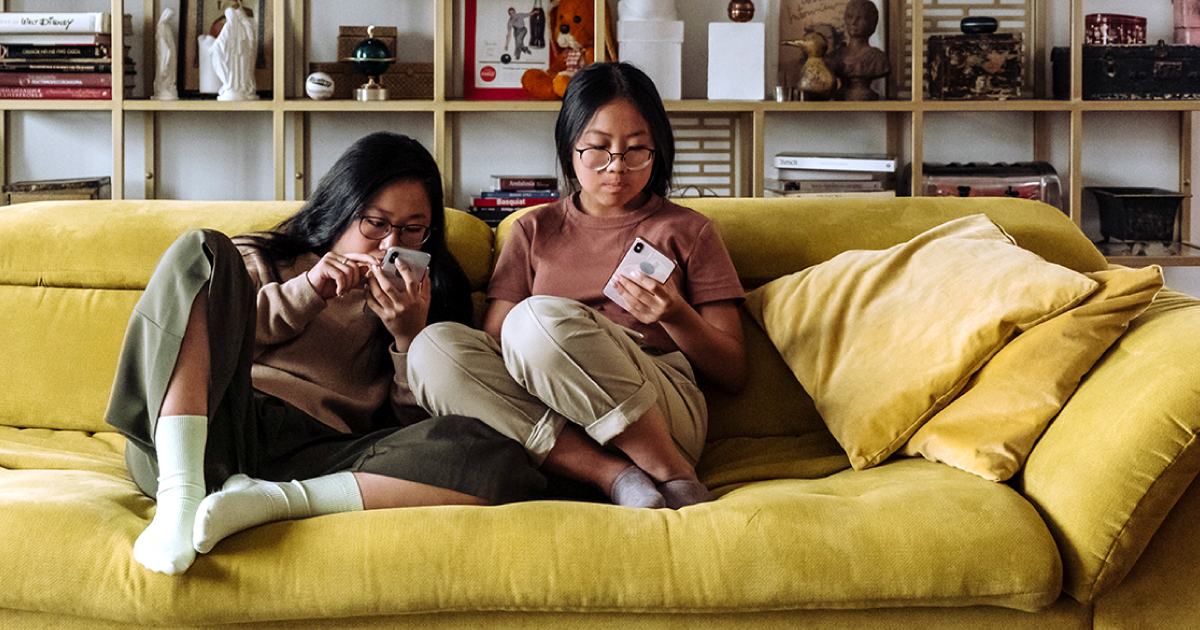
[488, 194, 744, 353]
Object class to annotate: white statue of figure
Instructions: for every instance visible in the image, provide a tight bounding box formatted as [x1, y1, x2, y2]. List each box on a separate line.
[210, 6, 258, 101]
[618, 0, 678, 21]
[152, 8, 178, 100]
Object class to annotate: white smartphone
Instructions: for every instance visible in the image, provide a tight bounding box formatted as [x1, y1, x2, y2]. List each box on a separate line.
[603, 237, 676, 310]
[380, 246, 431, 285]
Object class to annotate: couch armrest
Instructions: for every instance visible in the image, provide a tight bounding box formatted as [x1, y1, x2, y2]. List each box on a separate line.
[1018, 288, 1200, 603]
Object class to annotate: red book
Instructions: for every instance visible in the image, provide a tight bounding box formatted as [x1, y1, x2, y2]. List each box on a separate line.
[0, 85, 111, 99]
[491, 175, 558, 192]
[471, 195, 557, 208]
[0, 71, 120, 87]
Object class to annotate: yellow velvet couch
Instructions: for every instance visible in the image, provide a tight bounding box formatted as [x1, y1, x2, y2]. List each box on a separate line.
[1, 196, 1198, 628]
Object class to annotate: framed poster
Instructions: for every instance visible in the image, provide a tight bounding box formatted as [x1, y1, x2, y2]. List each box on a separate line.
[778, 0, 887, 99]
[180, 0, 273, 95]
[464, 0, 552, 100]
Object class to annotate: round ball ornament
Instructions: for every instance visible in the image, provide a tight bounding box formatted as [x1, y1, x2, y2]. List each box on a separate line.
[343, 25, 396, 101]
[305, 72, 335, 100]
[727, 0, 755, 22]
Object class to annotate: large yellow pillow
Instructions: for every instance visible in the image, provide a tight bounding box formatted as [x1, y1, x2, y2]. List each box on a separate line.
[743, 214, 1098, 470]
[904, 264, 1163, 481]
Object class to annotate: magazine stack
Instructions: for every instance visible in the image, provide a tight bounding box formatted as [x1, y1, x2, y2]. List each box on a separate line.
[765, 153, 897, 198]
[468, 175, 559, 226]
[0, 12, 134, 99]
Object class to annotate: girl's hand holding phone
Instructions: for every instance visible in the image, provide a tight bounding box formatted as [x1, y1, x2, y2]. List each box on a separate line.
[365, 248, 432, 348]
[611, 269, 687, 325]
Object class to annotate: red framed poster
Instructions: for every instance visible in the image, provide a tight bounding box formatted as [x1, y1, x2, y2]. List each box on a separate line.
[464, 0, 552, 100]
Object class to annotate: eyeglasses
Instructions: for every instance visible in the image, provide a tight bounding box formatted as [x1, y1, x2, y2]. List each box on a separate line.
[357, 215, 432, 247]
[574, 147, 656, 171]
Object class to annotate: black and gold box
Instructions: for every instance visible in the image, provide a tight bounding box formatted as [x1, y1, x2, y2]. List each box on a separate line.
[926, 33, 1023, 100]
[1052, 43, 1200, 100]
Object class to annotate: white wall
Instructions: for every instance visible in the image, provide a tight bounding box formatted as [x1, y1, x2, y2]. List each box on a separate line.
[11, 0, 1200, 295]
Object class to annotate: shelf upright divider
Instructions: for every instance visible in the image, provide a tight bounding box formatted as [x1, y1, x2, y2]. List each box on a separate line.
[111, 0, 125, 200]
[1068, 0, 1084, 225]
[290, 0, 306, 200]
[143, 1, 158, 199]
[1180, 112, 1193, 243]
[908, 0, 924, 195]
[435, 0, 454, 200]
[271, 0, 287, 199]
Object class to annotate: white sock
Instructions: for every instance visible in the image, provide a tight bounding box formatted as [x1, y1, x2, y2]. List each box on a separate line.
[133, 415, 208, 575]
[193, 472, 364, 554]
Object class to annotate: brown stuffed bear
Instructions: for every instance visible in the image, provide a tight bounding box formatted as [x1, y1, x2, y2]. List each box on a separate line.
[521, 0, 615, 100]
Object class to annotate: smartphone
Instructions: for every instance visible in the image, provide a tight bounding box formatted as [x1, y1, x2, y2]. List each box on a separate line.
[380, 246, 431, 286]
[603, 238, 676, 310]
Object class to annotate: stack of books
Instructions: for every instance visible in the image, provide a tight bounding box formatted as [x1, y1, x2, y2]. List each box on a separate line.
[469, 175, 560, 226]
[766, 153, 897, 198]
[0, 12, 134, 100]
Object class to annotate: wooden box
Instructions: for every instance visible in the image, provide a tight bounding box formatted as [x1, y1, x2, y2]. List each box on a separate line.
[3, 176, 111, 205]
[926, 33, 1023, 100]
[308, 61, 433, 100]
[1052, 43, 1200, 100]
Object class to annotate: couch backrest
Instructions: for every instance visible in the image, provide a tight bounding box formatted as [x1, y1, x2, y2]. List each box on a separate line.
[0, 200, 494, 433]
[496, 196, 1109, 441]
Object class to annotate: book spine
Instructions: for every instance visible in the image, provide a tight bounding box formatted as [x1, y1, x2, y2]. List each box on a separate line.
[0, 13, 109, 34]
[0, 34, 110, 45]
[479, 190, 560, 199]
[0, 61, 113, 72]
[0, 43, 108, 58]
[774, 155, 896, 172]
[471, 196, 556, 208]
[0, 85, 111, 99]
[0, 72, 114, 87]
[492, 177, 558, 191]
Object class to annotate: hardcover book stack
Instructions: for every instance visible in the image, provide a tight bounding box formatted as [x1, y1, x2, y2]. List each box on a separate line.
[0, 12, 134, 100]
[469, 175, 559, 226]
[766, 153, 897, 198]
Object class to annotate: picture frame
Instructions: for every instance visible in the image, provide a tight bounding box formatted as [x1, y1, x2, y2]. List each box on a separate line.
[464, 0, 552, 100]
[180, 0, 273, 95]
[778, 0, 888, 100]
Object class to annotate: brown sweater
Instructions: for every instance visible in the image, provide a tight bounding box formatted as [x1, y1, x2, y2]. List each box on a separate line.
[238, 244, 424, 434]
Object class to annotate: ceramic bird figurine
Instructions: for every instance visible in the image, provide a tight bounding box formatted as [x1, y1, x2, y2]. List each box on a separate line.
[782, 32, 835, 100]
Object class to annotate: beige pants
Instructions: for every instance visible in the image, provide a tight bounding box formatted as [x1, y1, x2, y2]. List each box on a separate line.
[407, 296, 707, 466]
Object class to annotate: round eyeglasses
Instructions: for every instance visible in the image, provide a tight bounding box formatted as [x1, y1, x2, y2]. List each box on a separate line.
[575, 147, 656, 171]
[357, 215, 432, 247]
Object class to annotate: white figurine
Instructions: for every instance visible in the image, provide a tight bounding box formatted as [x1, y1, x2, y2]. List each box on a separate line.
[210, 6, 258, 101]
[152, 8, 179, 100]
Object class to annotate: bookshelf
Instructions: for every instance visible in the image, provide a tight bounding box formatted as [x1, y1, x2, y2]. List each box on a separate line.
[1, 0, 1198, 268]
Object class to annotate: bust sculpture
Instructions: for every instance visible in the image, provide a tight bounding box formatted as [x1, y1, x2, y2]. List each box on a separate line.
[824, 0, 890, 101]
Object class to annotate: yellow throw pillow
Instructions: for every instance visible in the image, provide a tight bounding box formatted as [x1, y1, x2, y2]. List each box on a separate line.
[743, 214, 1099, 470]
[904, 265, 1163, 481]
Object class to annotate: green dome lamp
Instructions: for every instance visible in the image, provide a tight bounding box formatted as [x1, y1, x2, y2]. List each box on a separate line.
[344, 25, 396, 101]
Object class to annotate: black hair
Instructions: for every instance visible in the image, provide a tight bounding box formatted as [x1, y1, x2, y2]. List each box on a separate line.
[238, 132, 472, 326]
[554, 62, 675, 198]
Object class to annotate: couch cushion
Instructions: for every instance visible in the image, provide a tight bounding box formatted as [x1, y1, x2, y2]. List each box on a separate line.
[1018, 288, 1200, 602]
[905, 265, 1164, 481]
[0, 431, 1063, 624]
[743, 215, 1098, 470]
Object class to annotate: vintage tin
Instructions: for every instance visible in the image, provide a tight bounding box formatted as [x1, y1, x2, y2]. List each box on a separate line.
[1052, 42, 1200, 99]
[900, 162, 1062, 210]
[1088, 187, 1187, 242]
[308, 62, 433, 100]
[926, 33, 1024, 99]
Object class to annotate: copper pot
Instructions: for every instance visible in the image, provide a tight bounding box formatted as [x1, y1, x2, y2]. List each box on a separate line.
[728, 1, 755, 22]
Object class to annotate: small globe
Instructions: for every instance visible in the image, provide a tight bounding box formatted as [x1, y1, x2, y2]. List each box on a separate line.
[351, 37, 393, 78]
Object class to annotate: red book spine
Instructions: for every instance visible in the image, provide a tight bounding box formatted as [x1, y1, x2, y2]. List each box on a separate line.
[471, 196, 557, 208]
[0, 72, 113, 87]
[0, 85, 111, 99]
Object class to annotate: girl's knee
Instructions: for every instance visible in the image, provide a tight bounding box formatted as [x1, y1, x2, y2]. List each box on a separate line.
[503, 296, 592, 347]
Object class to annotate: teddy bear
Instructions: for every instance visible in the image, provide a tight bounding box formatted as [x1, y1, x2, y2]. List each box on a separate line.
[521, 0, 615, 100]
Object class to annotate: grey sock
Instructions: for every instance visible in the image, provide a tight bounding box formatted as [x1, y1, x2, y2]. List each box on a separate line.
[609, 466, 665, 509]
[658, 479, 712, 510]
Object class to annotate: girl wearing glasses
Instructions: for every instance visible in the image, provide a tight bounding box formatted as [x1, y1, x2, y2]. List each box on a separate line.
[106, 132, 542, 575]
[409, 63, 746, 510]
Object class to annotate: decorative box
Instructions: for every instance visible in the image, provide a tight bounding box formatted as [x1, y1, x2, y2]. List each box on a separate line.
[4, 176, 111, 205]
[899, 162, 1061, 210]
[309, 62, 433, 100]
[1087, 187, 1187, 242]
[1085, 13, 1147, 46]
[926, 33, 1023, 99]
[336, 26, 398, 61]
[1052, 43, 1200, 100]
